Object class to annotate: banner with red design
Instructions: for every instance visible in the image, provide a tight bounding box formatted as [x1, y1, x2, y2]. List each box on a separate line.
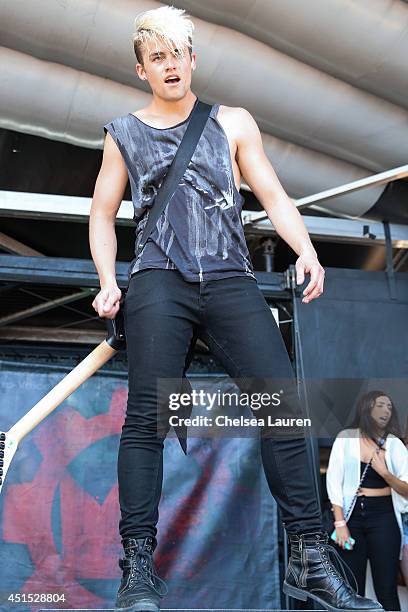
[0, 361, 280, 611]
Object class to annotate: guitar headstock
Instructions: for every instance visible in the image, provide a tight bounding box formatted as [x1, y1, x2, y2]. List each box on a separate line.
[0, 432, 19, 495]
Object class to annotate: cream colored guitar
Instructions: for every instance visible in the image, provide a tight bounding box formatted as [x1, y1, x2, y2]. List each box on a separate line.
[0, 314, 125, 494]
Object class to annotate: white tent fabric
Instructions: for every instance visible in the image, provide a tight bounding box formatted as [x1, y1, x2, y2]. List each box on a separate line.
[0, 46, 384, 216]
[174, 0, 408, 109]
[0, 0, 406, 217]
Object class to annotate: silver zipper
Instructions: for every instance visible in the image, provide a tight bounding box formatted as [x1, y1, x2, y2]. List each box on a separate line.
[299, 538, 307, 587]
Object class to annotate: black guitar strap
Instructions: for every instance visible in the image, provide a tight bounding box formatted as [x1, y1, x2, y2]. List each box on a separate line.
[135, 98, 213, 260]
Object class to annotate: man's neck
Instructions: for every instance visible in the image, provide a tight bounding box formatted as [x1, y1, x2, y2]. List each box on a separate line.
[148, 91, 197, 119]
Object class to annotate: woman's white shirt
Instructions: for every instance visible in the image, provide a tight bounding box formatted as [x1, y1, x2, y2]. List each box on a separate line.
[326, 427, 408, 560]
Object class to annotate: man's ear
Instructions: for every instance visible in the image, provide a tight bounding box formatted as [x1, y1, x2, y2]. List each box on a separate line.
[191, 52, 197, 71]
[135, 62, 147, 80]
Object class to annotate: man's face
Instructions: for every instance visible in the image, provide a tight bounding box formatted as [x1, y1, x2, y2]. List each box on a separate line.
[136, 38, 196, 101]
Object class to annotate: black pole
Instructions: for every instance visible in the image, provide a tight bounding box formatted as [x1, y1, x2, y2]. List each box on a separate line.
[287, 265, 323, 610]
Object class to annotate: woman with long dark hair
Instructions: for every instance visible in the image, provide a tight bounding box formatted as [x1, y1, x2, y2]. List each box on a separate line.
[326, 390, 408, 611]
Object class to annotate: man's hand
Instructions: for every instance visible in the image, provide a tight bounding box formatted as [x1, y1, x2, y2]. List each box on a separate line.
[231, 106, 325, 294]
[296, 251, 325, 304]
[92, 283, 122, 319]
[89, 131, 128, 321]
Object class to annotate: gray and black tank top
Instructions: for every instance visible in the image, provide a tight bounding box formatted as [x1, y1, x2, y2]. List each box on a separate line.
[103, 100, 256, 283]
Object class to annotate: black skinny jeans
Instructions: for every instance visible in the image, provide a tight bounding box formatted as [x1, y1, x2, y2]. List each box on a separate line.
[337, 495, 401, 611]
[119, 269, 323, 540]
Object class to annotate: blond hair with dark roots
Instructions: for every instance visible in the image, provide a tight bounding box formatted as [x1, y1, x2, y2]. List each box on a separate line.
[132, 5, 194, 66]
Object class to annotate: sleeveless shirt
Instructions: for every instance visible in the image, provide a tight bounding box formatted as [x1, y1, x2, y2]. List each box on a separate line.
[103, 101, 256, 283]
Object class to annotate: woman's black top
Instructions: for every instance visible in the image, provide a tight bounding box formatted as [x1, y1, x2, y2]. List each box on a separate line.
[360, 461, 389, 488]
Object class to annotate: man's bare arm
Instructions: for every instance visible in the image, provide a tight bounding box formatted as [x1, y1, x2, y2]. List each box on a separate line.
[89, 133, 128, 319]
[235, 108, 324, 304]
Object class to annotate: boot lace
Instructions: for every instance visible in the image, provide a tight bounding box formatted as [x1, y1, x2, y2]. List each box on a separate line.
[126, 550, 168, 597]
[317, 542, 358, 594]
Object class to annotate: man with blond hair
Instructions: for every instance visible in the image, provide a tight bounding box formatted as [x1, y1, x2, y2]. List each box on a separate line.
[90, 5, 383, 612]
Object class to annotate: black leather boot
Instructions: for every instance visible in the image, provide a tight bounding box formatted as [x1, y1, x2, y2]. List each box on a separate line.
[115, 536, 168, 612]
[283, 531, 383, 611]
